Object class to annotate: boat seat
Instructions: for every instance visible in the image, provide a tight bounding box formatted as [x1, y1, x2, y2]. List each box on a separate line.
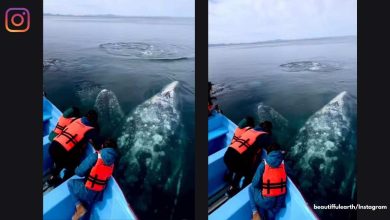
[208, 147, 229, 197]
[208, 128, 229, 155]
[208, 128, 229, 142]
[209, 185, 252, 220]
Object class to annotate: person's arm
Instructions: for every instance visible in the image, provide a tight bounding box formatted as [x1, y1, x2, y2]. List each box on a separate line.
[85, 129, 102, 149]
[75, 153, 98, 177]
[249, 162, 265, 215]
[252, 161, 265, 190]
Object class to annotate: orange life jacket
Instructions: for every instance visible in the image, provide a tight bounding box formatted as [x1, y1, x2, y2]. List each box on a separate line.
[230, 126, 252, 145]
[53, 118, 94, 151]
[262, 160, 287, 197]
[229, 129, 267, 154]
[53, 116, 77, 135]
[85, 152, 114, 191]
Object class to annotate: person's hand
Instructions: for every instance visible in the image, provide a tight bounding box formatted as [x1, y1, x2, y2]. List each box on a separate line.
[252, 211, 261, 220]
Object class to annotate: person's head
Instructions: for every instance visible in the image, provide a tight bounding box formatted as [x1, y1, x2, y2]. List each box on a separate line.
[245, 116, 255, 128]
[266, 141, 281, 154]
[71, 106, 81, 118]
[102, 138, 118, 150]
[238, 116, 255, 128]
[86, 109, 98, 124]
[259, 120, 273, 133]
[237, 116, 255, 128]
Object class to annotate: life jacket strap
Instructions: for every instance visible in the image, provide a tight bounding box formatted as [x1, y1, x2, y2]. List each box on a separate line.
[262, 179, 287, 194]
[60, 128, 78, 144]
[231, 127, 252, 143]
[55, 123, 66, 130]
[235, 138, 250, 148]
[87, 174, 108, 188]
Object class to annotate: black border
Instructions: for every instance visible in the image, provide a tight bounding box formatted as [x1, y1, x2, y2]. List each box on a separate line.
[3, 0, 390, 219]
[0, 1, 42, 219]
[195, 0, 208, 219]
[357, 0, 390, 219]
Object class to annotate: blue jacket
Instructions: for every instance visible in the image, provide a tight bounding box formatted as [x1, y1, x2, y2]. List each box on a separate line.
[67, 148, 118, 208]
[249, 150, 286, 220]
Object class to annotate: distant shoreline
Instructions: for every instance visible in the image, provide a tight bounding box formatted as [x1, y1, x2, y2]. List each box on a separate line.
[209, 35, 357, 47]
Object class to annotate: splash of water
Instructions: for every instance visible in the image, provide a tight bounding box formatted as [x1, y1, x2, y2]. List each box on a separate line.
[280, 61, 341, 72]
[100, 42, 194, 60]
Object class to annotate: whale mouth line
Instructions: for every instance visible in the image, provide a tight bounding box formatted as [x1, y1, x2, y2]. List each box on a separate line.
[280, 61, 341, 72]
[99, 42, 194, 60]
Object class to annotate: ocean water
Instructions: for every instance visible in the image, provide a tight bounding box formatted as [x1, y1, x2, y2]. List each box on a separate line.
[209, 36, 357, 219]
[44, 15, 194, 220]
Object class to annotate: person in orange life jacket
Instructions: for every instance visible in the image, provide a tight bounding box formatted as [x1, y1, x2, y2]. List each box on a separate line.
[67, 138, 118, 220]
[48, 110, 100, 186]
[249, 142, 288, 220]
[49, 106, 81, 142]
[224, 116, 255, 182]
[224, 120, 273, 195]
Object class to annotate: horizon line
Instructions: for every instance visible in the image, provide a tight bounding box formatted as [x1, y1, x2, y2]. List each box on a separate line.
[209, 35, 357, 46]
[43, 13, 194, 19]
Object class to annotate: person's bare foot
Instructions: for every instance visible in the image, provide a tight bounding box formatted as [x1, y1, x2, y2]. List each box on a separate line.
[72, 203, 87, 220]
[252, 211, 261, 220]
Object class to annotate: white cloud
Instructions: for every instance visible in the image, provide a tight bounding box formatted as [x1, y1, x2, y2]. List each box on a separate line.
[209, 0, 357, 44]
[44, 0, 194, 17]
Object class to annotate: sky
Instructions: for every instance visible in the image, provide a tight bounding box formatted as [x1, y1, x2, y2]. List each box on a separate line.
[209, 0, 357, 44]
[44, 0, 194, 17]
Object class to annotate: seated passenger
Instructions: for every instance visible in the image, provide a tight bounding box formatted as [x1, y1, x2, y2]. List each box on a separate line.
[49, 106, 81, 141]
[68, 138, 118, 220]
[249, 143, 287, 220]
[224, 119, 272, 195]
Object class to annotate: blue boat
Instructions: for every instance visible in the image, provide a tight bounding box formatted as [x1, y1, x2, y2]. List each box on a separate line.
[208, 112, 318, 220]
[43, 97, 138, 220]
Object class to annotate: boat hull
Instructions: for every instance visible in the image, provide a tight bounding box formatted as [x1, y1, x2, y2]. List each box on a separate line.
[43, 97, 137, 220]
[208, 113, 318, 220]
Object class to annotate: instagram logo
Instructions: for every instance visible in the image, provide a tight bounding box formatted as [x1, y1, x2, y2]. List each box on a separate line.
[5, 8, 30, 32]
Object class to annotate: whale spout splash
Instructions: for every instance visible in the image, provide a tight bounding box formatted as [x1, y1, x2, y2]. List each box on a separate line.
[99, 42, 194, 60]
